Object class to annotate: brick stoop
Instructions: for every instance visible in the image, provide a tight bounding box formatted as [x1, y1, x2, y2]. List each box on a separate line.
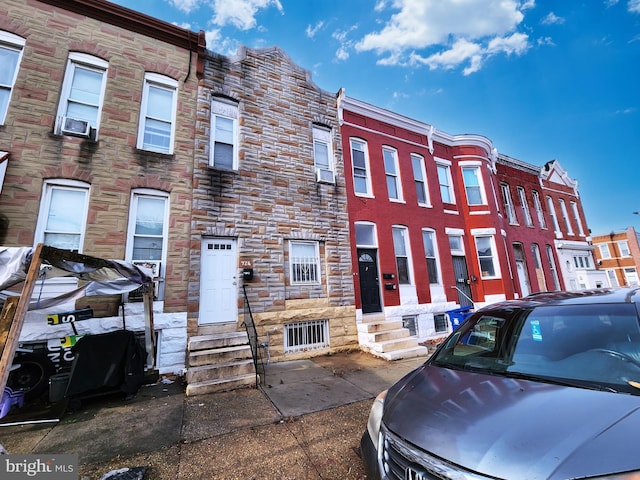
[185, 324, 256, 396]
[357, 313, 430, 361]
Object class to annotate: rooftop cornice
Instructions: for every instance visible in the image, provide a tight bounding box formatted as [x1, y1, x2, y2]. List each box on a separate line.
[338, 93, 494, 155]
[38, 0, 205, 53]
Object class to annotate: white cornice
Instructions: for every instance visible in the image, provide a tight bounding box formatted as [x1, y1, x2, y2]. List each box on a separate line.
[338, 94, 494, 157]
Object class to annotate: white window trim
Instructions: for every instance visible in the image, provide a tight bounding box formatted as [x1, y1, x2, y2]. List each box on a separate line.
[624, 267, 639, 286]
[460, 162, 487, 206]
[351, 138, 373, 197]
[137, 72, 178, 154]
[125, 189, 169, 300]
[354, 221, 378, 248]
[289, 240, 321, 285]
[546, 196, 562, 237]
[473, 233, 501, 279]
[501, 183, 517, 225]
[55, 52, 108, 137]
[559, 199, 573, 235]
[422, 228, 441, 284]
[570, 201, 585, 236]
[599, 243, 612, 259]
[606, 269, 618, 287]
[383, 146, 403, 202]
[210, 97, 239, 170]
[435, 158, 455, 205]
[532, 190, 546, 228]
[34, 179, 91, 253]
[0, 31, 26, 125]
[517, 186, 533, 227]
[313, 125, 334, 174]
[618, 240, 631, 257]
[392, 225, 413, 285]
[412, 153, 431, 207]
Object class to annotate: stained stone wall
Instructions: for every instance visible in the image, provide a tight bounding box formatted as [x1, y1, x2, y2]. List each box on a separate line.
[190, 46, 357, 360]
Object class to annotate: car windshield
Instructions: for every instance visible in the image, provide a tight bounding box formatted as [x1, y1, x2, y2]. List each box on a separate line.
[432, 302, 640, 395]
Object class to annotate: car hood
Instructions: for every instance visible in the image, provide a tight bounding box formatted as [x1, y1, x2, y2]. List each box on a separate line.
[383, 365, 640, 480]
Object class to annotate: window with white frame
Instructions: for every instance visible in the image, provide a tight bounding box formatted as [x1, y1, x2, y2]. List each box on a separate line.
[351, 139, 371, 196]
[437, 162, 454, 204]
[126, 190, 168, 299]
[284, 319, 329, 353]
[313, 125, 334, 182]
[35, 180, 90, 252]
[137, 73, 178, 154]
[392, 226, 411, 284]
[210, 97, 239, 169]
[289, 241, 320, 284]
[461, 166, 485, 205]
[573, 255, 591, 269]
[517, 186, 533, 227]
[475, 235, 499, 278]
[618, 240, 631, 257]
[546, 244, 561, 290]
[501, 183, 517, 224]
[411, 154, 430, 206]
[531, 243, 546, 292]
[607, 269, 618, 287]
[559, 199, 573, 235]
[355, 222, 377, 247]
[598, 243, 612, 259]
[546, 196, 561, 235]
[449, 234, 464, 255]
[624, 267, 639, 286]
[127, 191, 168, 263]
[402, 315, 417, 336]
[383, 147, 402, 201]
[55, 52, 108, 139]
[0, 31, 25, 125]
[532, 190, 546, 228]
[422, 229, 440, 284]
[570, 201, 585, 236]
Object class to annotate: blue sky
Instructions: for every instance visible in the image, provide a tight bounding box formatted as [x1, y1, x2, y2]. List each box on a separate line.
[111, 0, 640, 236]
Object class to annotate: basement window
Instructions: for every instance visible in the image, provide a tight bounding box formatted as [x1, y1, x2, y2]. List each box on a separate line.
[434, 314, 448, 333]
[284, 319, 329, 353]
[402, 315, 417, 336]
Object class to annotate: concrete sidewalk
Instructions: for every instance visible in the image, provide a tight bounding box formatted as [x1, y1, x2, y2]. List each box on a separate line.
[0, 350, 428, 479]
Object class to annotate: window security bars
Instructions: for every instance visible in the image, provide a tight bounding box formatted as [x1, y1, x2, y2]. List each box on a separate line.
[284, 319, 329, 353]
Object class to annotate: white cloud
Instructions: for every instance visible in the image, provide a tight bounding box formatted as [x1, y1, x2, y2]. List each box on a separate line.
[306, 21, 324, 38]
[335, 45, 350, 61]
[537, 36, 555, 46]
[629, 0, 640, 13]
[355, 0, 530, 74]
[205, 29, 240, 56]
[210, 0, 283, 30]
[541, 12, 565, 25]
[166, 0, 201, 14]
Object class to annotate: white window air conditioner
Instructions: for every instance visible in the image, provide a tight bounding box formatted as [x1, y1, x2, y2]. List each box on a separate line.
[316, 168, 335, 184]
[60, 116, 97, 140]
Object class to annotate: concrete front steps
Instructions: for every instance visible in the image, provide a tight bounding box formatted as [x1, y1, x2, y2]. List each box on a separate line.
[185, 323, 256, 396]
[357, 313, 429, 361]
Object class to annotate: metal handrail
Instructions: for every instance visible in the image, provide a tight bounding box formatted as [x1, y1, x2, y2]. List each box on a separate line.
[450, 285, 475, 309]
[241, 285, 265, 386]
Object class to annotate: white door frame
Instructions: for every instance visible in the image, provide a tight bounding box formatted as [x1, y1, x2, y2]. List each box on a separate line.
[199, 238, 238, 325]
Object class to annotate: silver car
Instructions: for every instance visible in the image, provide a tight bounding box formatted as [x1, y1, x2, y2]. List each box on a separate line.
[361, 288, 640, 480]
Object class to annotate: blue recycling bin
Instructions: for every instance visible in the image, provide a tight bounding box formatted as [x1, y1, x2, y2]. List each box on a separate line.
[446, 306, 473, 330]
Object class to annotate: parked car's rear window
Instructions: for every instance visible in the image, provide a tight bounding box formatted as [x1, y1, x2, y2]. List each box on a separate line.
[433, 303, 640, 394]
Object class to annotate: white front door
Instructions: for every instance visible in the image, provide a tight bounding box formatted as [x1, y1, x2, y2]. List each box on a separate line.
[516, 260, 531, 297]
[199, 238, 238, 325]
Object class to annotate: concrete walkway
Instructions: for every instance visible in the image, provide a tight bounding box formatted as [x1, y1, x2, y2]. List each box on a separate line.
[0, 350, 429, 479]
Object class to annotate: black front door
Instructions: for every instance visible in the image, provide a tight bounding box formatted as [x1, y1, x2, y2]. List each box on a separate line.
[358, 249, 382, 313]
[452, 255, 473, 307]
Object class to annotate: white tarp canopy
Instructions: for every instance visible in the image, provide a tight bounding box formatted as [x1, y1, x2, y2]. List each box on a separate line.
[0, 246, 153, 311]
